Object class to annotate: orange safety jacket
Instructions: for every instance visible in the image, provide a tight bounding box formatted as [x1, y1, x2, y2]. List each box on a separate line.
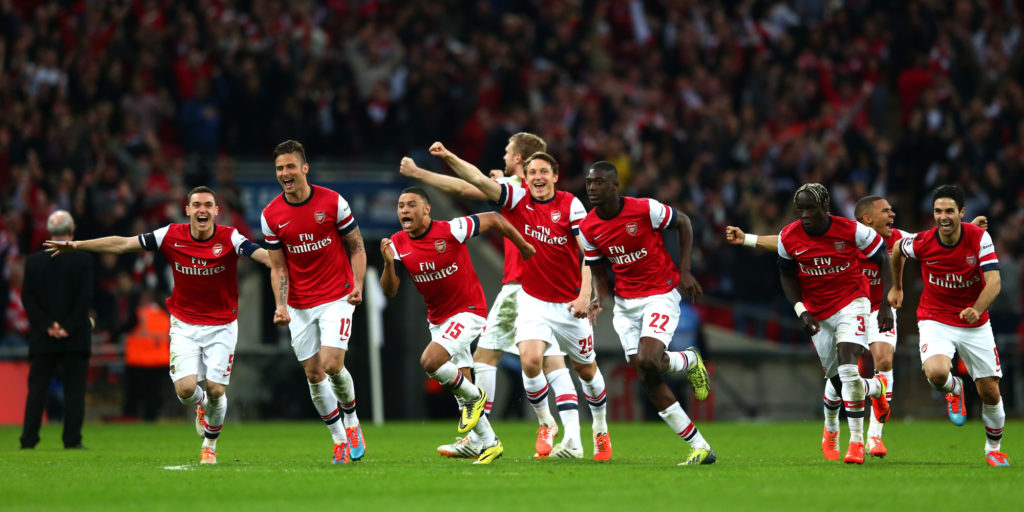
[124, 303, 171, 367]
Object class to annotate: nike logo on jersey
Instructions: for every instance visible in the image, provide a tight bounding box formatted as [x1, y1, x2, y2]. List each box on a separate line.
[794, 249, 809, 255]
[174, 242, 187, 247]
[926, 260, 939, 264]
[593, 234, 603, 240]
[525, 205, 534, 211]
[278, 221, 292, 228]
[398, 252, 412, 258]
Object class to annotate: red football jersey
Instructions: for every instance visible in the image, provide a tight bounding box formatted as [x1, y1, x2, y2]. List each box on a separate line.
[260, 185, 357, 309]
[496, 184, 586, 303]
[140, 223, 248, 325]
[778, 215, 883, 320]
[579, 197, 679, 299]
[390, 216, 487, 324]
[899, 223, 999, 327]
[858, 228, 907, 311]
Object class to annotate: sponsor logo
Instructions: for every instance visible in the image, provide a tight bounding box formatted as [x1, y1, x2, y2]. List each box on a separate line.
[833, 241, 846, 252]
[926, 260, 939, 264]
[212, 244, 223, 257]
[398, 252, 412, 259]
[794, 249, 809, 256]
[314, 211, 326, 224]
[965, 255, 977, 266]
[174, 242, 187, 247]
[435, 239, 447, 253]
[625, 222, 638, 237]
[277, 221, 291, 228]
[551, 210, 562, 223]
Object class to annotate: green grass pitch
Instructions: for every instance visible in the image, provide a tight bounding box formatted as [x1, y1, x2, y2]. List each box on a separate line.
[2, 420, 1019, 511]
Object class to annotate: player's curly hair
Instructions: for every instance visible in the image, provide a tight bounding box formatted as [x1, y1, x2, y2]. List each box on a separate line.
[795, 183, 830, 212]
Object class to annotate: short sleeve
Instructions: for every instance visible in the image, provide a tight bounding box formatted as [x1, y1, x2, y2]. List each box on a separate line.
[647, 198, 676, 231]
[449, 215, 481, 244]
[899, 234, 918, 260]
[260, 213, 280, 248]
[777, 230, 793, 260]
[979, 231, 999, 272]
[855, 221, 883, 257]
[336, 194, 357, 234]
[580, 229, 603, 265]
[569, 196, 586, 235]
[139, 225, 170, 251]
[495, 181, 527, 210]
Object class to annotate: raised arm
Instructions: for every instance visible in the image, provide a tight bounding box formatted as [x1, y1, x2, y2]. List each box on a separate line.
[45, 235, 143, 256]
[379, 238, 400, 298]
[429, 142, 502, 201]
[675, 210, 704, 302]
[268, 248, 290, 325]
[343, 226, 367, 306]
[725, 226, 779, 251]
[475, 212, 535, 260]
[400, 157, 491, 201]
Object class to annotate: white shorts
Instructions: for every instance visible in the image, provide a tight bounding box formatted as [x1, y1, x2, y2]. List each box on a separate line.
[612, 289, 681, 362]
[514, 290, 595, 365]
[168, 316, 238, 386]
[811, 297, 870, 378]
[867, 306, 898, 347]
[477, 283, 563, 357]
[429, 312, 487, 369]
[918, 320, 1002, 379]
[288, 296, 356, 362]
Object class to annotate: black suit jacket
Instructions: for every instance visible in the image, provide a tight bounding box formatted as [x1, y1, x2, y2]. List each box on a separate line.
[22, 249, 94, 356]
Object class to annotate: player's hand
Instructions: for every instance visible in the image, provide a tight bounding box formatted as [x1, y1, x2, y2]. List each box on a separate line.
[518, 242, 536, 261]
[429, 141, 450, 158]
[399, 157, 421, 178]
[724, 226, 746, 245]
[347, 286, 363, 306]
[380, 238, 395, 262]
[273, 305, 291, 326]
[488, 170, 505, 179]
[959, 307, 980, 324]
[971, 216, 988, 230]
[678, 272, 704, 302]
[799, 312, 820, 336]
[44, 240, 76, 257]
[568, 296, 589, 319]
[887, 288, 903, 309]
[877, 306, 894, 332]
[585, 299, 602, 325]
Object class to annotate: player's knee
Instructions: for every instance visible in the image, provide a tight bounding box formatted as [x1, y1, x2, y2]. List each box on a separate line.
[634, 354, 661, 376]
[420, 353, 442, 373]
[874, 356, 894, 372]
[573, 361, 596, 381]
[978, 387, 1001, 405]
[521, 357, 543, 376]
[175, 385, 196, 400]
[206, 384, 226, 399]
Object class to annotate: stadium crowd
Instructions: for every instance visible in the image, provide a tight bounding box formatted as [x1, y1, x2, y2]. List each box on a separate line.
[1, 0, 1023, 349]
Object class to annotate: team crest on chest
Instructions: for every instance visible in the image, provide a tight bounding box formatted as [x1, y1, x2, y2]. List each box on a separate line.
[833, 241, 846, 252]
[965, 255, 977, 267]
[550, 210, 562, 223]
[212, 244, 223, 257]
[625, 222, 639, 237]
[314, 210, 327, 224]
[435, 239, 447, 253]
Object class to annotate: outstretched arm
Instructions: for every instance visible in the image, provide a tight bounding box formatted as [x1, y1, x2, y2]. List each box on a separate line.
[475, 212, 535, 260]
[400, 157, 491, 200]
[343, 227, 367, 306]
[724, 226, 779, 251]
[250, 248, 272, 268]
[429, 142, 502, 201]
[45, 235, 143, 256]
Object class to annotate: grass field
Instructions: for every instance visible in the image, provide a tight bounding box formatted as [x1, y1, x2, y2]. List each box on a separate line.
[1, 419, 1019, 511]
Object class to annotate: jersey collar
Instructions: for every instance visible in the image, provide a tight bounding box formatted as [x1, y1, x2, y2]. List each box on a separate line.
[934, 223, 964, 249]
[595, 196, 625, 220]
[190, 224, 217, 243]
[409, 220, 435, 240]
[283, 185, 315, 207]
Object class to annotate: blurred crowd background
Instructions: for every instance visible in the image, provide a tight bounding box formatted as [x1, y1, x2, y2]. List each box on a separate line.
[1, 0, 1023, 412]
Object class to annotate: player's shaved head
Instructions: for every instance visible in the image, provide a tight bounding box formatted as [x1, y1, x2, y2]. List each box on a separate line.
[588, 161, 619, 184]
[400, 186, 431, 204]
[795, 183, 830, 213]
[854, 195, 883, 220]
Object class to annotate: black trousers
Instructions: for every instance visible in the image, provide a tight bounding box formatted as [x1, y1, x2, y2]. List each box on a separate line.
[20, 352, 89, 448]
[123, 366, 166, 421]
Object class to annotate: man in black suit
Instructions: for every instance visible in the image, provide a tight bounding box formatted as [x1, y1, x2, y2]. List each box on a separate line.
[20, 210, 94, 449]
